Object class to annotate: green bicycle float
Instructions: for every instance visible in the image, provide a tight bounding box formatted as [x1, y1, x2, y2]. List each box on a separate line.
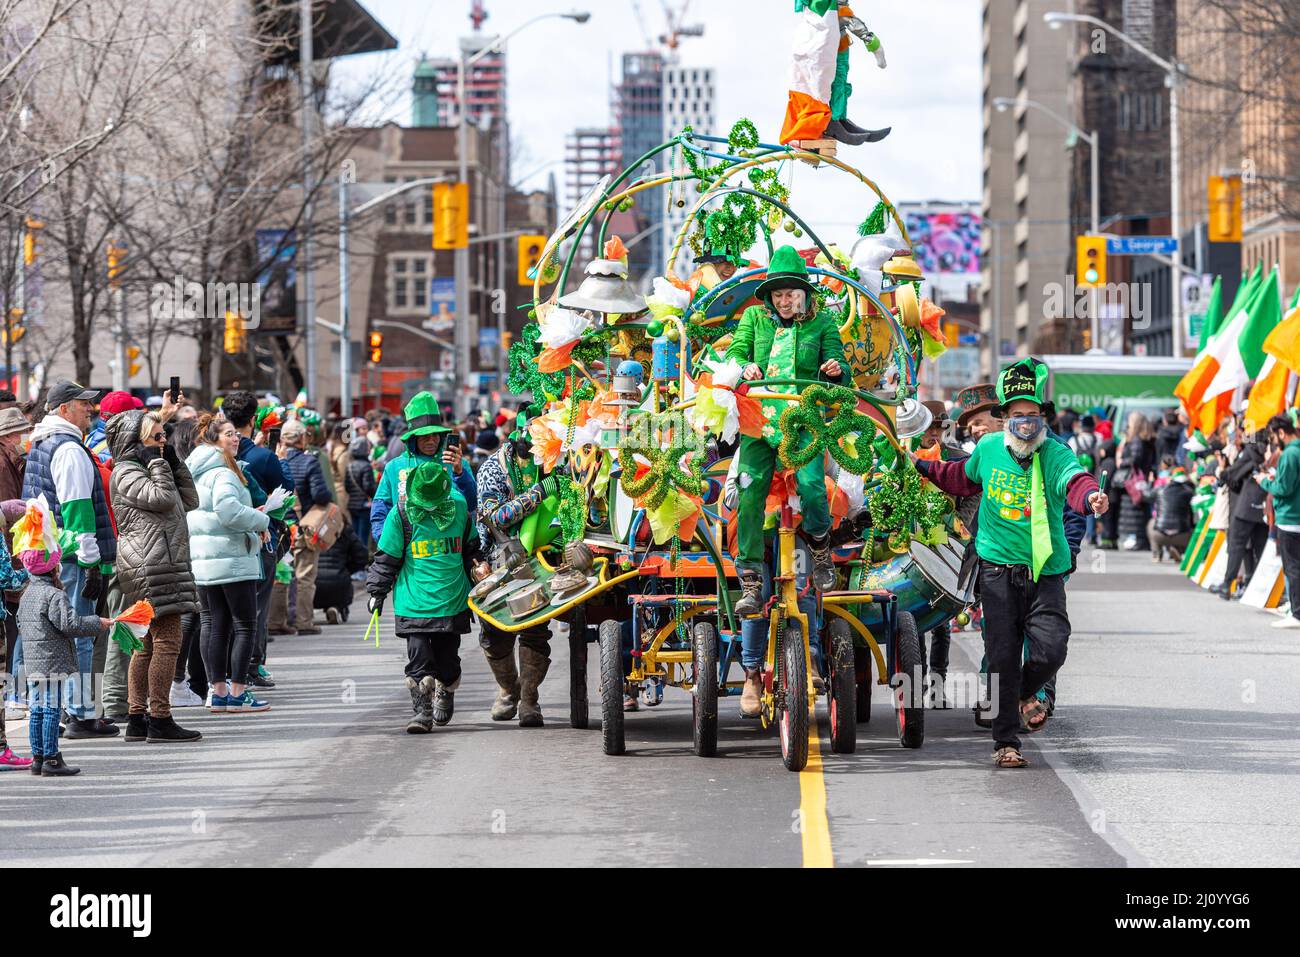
[467, 121, 974, 770]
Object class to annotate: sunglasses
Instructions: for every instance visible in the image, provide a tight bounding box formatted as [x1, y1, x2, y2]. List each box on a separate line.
[150, 432, 165, 442]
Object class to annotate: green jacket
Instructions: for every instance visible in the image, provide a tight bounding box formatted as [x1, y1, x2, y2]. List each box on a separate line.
[1260, 439, 1300, 527]
[725, 305, 846, 382]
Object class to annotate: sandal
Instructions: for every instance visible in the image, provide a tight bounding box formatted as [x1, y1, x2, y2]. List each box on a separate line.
[1020, 697, 1049, 733]
[993, 746, 1029, 768]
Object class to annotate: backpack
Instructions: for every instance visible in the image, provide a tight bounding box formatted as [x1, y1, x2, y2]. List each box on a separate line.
[1071, 432, 1100, 476]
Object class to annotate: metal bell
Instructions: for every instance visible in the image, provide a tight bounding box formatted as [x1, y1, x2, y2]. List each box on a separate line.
[894, 398, 933, 440]
[557, 258, 648, 316]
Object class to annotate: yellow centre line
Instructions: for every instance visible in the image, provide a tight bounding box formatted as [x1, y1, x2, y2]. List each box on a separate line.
[800, 703, 834, 867]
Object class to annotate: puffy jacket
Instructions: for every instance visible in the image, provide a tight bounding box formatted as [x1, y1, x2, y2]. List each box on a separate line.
[23, 414, 116, 567]
[106, 410, 201, 618]
[281, 447, 332, 517]
[1222, 442, 1268, 524]
[343, 438, 377, 515]
[18, 572, 105, 678]
[1152, 476, 1195, 535]
[184, 444, 270, 586]
[314, 520, 369, 611]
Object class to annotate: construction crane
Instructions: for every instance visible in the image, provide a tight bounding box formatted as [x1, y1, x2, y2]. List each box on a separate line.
[470, 0, 488, 32]
[630, 0, 704, 56]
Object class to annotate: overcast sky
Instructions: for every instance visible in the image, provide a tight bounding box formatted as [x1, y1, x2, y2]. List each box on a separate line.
[341, 0, 983, 231]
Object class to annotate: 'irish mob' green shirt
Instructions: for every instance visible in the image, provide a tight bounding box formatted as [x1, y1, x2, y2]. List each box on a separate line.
[376, 491, 471, 619]
[963, 433, 1085, 577]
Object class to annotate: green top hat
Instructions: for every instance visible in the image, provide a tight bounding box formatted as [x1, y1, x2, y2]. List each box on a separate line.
[755, 245, 817, 305]
[400, 391, 453, 442]
[996, 357, 1050, 411]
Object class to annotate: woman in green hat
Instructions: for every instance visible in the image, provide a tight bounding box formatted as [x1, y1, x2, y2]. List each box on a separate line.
[725, 244, 846, 617]
[369, 391, 476, 543]
[914, 357, 1108, 768]
[366, 460, 481, 733]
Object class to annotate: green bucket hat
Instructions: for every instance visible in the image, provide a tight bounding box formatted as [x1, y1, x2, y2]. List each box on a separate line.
[996, 357, 1050, 411]
[405, 460, 456, 530]
[400, 391, 452, 443]
[755, 245, 817, 304]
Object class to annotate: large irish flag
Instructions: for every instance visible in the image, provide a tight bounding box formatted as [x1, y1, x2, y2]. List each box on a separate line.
[1190, 267, 1282, 435]
[1245, 284, 1300, 430]
[1174, 266, 1258, 432]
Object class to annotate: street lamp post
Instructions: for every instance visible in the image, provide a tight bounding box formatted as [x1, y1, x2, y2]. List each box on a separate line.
[337, 176, 448, 416]
[456, 11, 589, 417]
[994, 95, 1101, 350]
[1045, 10, 1185, 356]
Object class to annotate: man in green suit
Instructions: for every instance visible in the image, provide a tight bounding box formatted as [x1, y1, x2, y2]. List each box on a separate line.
[726, 245, 845, 616]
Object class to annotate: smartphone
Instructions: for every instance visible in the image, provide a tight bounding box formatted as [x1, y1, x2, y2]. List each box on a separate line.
[169, 376, 180, 403]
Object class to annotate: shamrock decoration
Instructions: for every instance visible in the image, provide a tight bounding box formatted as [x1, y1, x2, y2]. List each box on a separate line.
[618, 428, 709, 511]
[778, 385, 879, 475]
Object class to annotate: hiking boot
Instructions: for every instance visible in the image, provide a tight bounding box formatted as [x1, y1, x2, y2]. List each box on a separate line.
[517, 645, 551, 728]
[405, 677, 433, 734]
[432, 676, 460, 726]
[808, 536, 836, 591]
[146, 715, 202, 743]
[485, 653, 520, 721]
[734, 572, 765, 618]
[124, 714, 148, 743]
[740, 668, 762, 719]
[40, 753, 80, 777]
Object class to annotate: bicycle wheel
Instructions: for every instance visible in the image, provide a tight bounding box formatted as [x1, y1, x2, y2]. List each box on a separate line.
[692, 620, 719, 757]
[778, 621, 809, 772]
[568, 608, 589, 729]
[598, 620, 625, 755]
[827, 619, 856, 754]
[891, 611, 925, 749]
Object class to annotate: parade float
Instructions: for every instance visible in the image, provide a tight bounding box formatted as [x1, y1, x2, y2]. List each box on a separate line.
[466, 119, 974, 770]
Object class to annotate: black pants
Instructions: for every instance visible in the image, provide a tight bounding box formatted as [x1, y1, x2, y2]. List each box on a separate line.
[198, 580, 259, 686]
[921, 622, 950, 678]
[979, 561, 1070, 751]
[1222, 518, 1268, 589]
[403, 630, 462, 685]
[479, 619, 551, 660]
[251, 549, 276, 671]
[1277, 530, 1300, 621]
[174, 611, 209, 699]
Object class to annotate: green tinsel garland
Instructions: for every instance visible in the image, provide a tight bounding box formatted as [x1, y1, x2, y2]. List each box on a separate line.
[868, 459, 952, 535]
[557, 476, 588, 543]
[857, 200, 893, 237]
[617, 431, 708, 511]
[777, 385, 879, 475]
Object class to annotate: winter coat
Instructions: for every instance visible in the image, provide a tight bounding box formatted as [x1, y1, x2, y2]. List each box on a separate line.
[105, 410, 201, 618]
[314, 520, 369, 611]
[1222, 442, 1268, 524]
[343, 438, 377, 516]
[184, 444, 270, 586]
[1259, 438, 1300, 527]
[329, 442, 350, 512]
[18, 572, 105, 677]
[22, 414, 116, 567]
[281, 447, 332, 517]
[725, 304, 846, 382]
[1155, 421, 1184, 463]
[1152, 477, 1194, 535]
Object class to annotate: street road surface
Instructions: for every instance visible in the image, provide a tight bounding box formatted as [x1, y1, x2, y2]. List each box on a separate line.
[2, 551, 1296, 867]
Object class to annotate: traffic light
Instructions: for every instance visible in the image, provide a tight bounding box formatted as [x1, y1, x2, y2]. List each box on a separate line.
[1076, 235, 1107, 288]
[368, 330, 383, 364]
[107, 241, 127, 287]
[433, 182, 469, 250]
[223, 311, 245, 354]
[1208, 175, 1243, 243]
[127, 345, 141, 378]
[517, 234, 546, 286]
[23, 217, 43, 266]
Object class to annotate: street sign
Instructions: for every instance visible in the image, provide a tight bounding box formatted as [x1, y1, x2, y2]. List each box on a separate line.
[429, 277, 455, 331]
[957, 333, 979, 346]
[1106, 236, 1177, 256]
[1183, 274, 1214, 351]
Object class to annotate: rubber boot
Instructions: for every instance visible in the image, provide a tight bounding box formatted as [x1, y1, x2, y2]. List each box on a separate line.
[405, 677, 433, 734]
[733, 572, 765, 618]
[484, 653, 520, 721]
[41, 752, 81, 776]
[432, 676, 460, 726]
[740, 668, 762, 719]
[517, 645, 551, 728]
[808, 535, 836, 591]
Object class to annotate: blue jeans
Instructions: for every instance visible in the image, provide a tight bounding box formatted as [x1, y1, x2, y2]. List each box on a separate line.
[1083, 513, 1097, 545]
[27, 677, 68, 757]
[739, 540, 820, 671]
[60, 563, 97, 720]
[351, 511, 370, 549]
